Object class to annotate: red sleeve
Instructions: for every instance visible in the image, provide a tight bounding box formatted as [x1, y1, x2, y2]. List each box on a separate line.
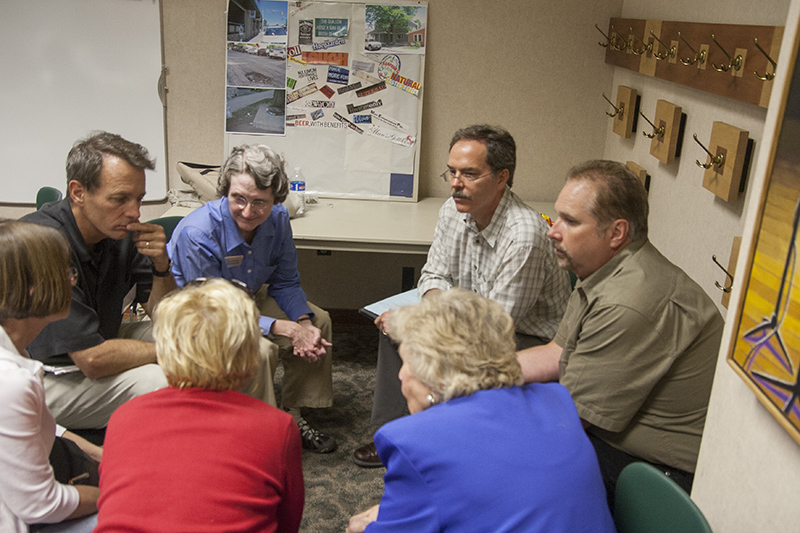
[276, 421, 304, 533]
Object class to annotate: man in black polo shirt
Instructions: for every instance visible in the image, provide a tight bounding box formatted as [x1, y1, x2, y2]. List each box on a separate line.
[22, 132, 176, 429]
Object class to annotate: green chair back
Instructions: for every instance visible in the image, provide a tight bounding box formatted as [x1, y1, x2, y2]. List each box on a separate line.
[36, 186, 63, 210]
[146, 216, 184, 241]
[614, 462, 712, 533]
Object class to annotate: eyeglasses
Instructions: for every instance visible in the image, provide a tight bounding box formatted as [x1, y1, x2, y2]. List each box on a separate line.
[440, 168, 494, 183]
[185, 277, 255, 300]
[230, 194, 270, 214]
[68, 266, 79, 286]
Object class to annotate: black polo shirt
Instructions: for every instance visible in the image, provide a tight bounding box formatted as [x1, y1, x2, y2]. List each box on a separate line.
[21, 199, 152, 363]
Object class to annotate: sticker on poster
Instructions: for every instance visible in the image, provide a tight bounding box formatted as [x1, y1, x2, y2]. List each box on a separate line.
[306, 100, 335, 108]
[327, 66, 349, 85]
[354, 70, 381, 85]
[287, 45, 302, 57]
[315, 18, 349, 37]
[312, 37, 346, 51]
[346, 99, 383, 113]
[367, 125, 416, 147]
[288, 56, 307, 65]
[386, 71, 421, 96]
[298, 20, 313, 45]
[333, 112, 364, 134]
[352, 114, 371, 124]
[286, 78, 297, 89]
[302, 52, 348, 66]
[293, 120, 347, 129]
[352, 60, 375, 74]
[311, 109, 325, 121]
[369, 110, 407, 131]
[377, 54, 401, 80]
[286, 82, 318, 104]
[319, 85, 335, 99]
[285, 113, 307, 120]
[337, 82, 362, 95]
[297, 68, 318, 81]
[355, 81, 386, 98]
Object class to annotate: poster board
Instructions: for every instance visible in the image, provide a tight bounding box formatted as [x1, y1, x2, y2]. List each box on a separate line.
[0, 0, 167, 204]
[224, 0, 426, 201]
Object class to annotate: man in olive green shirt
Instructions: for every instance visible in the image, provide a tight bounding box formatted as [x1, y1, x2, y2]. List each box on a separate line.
[518, 160, 723, 506]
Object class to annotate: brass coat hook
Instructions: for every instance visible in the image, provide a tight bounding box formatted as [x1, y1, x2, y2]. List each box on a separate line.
[650, 30, 676, 60]
[629, 27, 651, 55]
[639, 110, 664, 139]
[602, 93, 623, 118]
[712, 255, 734, 292]
[611, 26, 628, 51]
[595, 24, 611, 48]
[677, 31, 706, 65]
[711, 34, 743, 72]
[753, 37, 777, 81]
[693, 133, 725, 169]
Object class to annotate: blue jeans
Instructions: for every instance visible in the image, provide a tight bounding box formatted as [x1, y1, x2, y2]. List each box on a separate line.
[29, 514, 97, 533]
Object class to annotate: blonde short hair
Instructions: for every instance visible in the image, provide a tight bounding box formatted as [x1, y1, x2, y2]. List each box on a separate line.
[154, 279, 260, 390]
[0, 220, 72, 321]
[389, 288, 523, 401]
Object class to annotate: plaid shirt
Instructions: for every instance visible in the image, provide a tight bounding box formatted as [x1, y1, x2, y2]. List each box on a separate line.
[418, 189, 571, 339]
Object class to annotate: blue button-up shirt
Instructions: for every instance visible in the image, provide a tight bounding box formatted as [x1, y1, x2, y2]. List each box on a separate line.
[168, 197, 313, 334]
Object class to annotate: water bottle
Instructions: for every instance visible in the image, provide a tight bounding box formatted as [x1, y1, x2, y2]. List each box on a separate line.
[290, 168, 305, 216]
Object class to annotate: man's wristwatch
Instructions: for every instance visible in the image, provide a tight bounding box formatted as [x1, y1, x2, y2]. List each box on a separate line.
[297, 316, 312, 324]
[152, 259, 173, 277]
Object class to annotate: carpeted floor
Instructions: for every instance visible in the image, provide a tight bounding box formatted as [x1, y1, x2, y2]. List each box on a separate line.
[275, 320, 387, 532]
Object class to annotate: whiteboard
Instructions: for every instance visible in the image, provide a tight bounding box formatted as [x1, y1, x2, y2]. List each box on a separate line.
[0, 0, 167, 204]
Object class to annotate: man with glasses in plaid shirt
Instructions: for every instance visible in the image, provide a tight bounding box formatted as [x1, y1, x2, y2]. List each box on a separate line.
[353, 124, 571, 467]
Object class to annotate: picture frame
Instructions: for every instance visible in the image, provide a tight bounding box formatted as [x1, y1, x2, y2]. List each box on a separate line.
[728, 17, 800, 445]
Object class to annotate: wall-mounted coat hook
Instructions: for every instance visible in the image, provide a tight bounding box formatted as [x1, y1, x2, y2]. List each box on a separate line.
[712, 255, 734, 292]
[711, 34, 743, 72]
[602, 93, 623, 118]
[595, 24, 611, 47]
[693, 133, 725, 169]
[611, 26, 628, 51]
[650, 30, 676, 60]
[639, 110, 664, 139]
[677, 31, 706, 66]
[753, 37, 777, 81]
[629, 27, 651, 55]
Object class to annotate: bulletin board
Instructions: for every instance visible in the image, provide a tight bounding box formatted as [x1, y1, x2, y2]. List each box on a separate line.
[224, 0, 427, 201]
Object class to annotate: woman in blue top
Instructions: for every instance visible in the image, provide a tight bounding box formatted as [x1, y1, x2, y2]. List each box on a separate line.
[348, 288, 615, 532]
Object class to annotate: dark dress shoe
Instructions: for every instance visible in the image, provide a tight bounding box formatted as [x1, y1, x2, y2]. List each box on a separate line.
[353, 441, 384, 468]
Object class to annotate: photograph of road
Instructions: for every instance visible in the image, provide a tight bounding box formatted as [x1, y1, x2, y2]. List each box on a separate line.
[227, 43, 286, 88]
[226, 87, 286, 135]
[226, 0, 288, 133]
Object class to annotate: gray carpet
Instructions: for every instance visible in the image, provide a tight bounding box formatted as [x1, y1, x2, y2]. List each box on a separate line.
[275, 321, 386, 532]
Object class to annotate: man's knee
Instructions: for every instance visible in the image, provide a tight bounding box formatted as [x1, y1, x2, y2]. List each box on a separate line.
[113, 363, 168, 396]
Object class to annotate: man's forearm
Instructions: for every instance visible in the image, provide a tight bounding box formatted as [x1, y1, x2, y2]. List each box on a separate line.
[70, 339, 158, 379]
[517, 340, 562, 383]
[144, 275, 178, 317]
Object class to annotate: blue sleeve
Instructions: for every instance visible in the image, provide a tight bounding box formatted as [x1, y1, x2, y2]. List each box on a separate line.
[366, 432, 441, 532]
[265, 214, 313, 322]
[169, 225, 225, 287]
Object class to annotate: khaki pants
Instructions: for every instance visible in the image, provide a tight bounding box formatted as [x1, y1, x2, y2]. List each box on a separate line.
[250, 288, 333, 409]
[43, 321, 168, 430]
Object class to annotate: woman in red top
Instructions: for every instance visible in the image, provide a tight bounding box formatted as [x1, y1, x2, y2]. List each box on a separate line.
[96, 278, 304, 533]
